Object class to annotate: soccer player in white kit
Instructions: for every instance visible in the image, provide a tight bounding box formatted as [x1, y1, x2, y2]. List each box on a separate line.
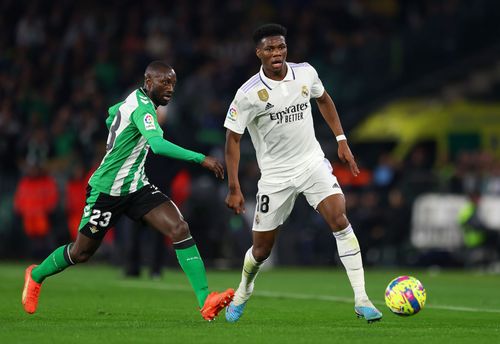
[224, 24, 382, 323]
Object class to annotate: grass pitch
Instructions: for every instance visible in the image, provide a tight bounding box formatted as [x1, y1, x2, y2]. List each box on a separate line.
[1, 263, 499, 343]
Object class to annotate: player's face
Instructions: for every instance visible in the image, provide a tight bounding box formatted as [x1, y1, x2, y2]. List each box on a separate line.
[147, 68, 177, 106]
[256, 36, 287, 77]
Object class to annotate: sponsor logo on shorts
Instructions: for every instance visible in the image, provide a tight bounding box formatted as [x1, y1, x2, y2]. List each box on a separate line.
[89, 225, 99, 234]
[144, 113, 156, 130]
[255, 214, 260, 225]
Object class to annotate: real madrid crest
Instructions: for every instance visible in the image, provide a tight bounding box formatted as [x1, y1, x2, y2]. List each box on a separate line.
[301, 85, 309, 98]
[258, 89, 269, 102]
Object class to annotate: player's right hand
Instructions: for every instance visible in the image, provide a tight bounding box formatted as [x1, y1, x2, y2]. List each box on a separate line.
[225, 190, 245, 215]
[201, 156, 225, 179]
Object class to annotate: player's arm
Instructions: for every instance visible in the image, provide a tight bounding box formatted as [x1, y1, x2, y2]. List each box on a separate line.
[147, 137, 224, 179]
[132, 109, 223, 178]
[224, 129, 245, 214]
[315, 90, 359, 177]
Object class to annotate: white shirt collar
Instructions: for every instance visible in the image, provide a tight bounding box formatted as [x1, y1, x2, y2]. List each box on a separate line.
[258, 62, 296, 90]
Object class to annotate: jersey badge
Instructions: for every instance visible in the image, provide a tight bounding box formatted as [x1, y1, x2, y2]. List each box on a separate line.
[143, 113, 156, 130]
[227, 107, 238, 121]
[301, 85, 309, 98]
[258, 89, 269, 102]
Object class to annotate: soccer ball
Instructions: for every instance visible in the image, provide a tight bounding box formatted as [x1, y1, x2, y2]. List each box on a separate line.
[384, 276, 426, 316]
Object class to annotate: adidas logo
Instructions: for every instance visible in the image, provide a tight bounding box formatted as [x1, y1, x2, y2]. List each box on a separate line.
[265, 103, 274, 111]
[333, 183, 340, 189]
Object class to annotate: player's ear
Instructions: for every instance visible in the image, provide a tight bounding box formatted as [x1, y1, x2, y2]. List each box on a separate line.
[256, 48, 262, 59]
[144, 76, 152, 90]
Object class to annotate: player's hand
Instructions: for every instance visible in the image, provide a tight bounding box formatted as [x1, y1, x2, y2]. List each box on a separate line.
[225, 189, 246, 215]
[338, 141, 360, 177]
[201, 156, 225, 179]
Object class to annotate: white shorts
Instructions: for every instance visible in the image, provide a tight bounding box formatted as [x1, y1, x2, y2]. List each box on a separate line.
[252, 159, 343, 231]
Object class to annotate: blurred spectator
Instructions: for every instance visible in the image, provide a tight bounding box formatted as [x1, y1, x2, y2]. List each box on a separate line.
[14, 163, 58, 257]
[65, 163, 88, 241]
[372, 153, 399, 190]
[383, 188, 411, 264]
[399, 145, 437, 203]
[458, 191, 500, 267]
[0, 100, 21, 176]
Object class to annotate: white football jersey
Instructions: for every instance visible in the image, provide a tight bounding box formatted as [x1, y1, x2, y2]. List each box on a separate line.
[224, 62, 326, 183]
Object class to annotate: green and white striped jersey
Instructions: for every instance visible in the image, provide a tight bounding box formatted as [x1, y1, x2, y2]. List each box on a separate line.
[89, 88, 163, 196]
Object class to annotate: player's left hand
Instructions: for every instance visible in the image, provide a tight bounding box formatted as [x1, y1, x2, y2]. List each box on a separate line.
[337, 141, 360, 177]
[201, 156, 225, 179]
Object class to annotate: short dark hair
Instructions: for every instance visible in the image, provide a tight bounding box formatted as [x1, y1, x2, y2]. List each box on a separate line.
[253, 23, 287, 45]
[145, 60, 172, 76]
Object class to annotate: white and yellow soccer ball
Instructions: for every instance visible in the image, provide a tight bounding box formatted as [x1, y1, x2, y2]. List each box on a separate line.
[385, 276, 426, 316]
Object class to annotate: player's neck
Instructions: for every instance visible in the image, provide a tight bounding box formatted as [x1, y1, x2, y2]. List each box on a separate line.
[262, 64, 287, 81]
[140, 87, 159, 109]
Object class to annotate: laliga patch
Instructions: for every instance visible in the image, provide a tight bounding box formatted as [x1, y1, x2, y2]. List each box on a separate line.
[143, 113, 156, 130]
[227, 107, 238, 121]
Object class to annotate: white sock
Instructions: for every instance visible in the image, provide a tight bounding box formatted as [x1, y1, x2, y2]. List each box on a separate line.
[233, 247, 264, 305]
[333, 224, 369, 304]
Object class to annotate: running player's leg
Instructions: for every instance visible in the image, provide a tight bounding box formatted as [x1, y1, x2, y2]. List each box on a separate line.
[316, 195, 382, 321]
[23, 233, 101, 314]
[227, 182, 295, 322]
[141, 199, 233, 320]
[142, 201, 210, 306]
[23, 186, 113, 314]
[304, 161, 381, 322]
[225, 229, 277, 322]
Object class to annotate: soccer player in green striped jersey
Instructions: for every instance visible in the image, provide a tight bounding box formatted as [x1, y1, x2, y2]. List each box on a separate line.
[22, 61, 234, 321]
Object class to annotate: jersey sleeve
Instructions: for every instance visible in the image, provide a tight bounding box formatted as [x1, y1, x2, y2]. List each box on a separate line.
[132, 109, 164, 140]
[223, 89, 253, 134]
[308, 64, 325, 98]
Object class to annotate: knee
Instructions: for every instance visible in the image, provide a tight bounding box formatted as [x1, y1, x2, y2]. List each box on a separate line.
[329, 211, 349, 231]
[252, 245, 271, 262]
[170, 220, 190, 242]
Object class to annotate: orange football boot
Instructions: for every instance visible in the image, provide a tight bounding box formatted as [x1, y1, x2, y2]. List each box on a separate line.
[22, 265, 42, 314]
[200, 288, 235, 321]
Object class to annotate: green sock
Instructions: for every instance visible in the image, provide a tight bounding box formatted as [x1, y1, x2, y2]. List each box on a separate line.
[31, 244, 74, 283]
[174, 238, 209, 308]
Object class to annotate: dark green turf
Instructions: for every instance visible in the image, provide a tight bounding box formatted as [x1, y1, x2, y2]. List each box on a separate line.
[1, 263, 499, 343]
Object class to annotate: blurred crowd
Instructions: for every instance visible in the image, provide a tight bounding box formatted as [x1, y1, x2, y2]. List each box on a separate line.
[1, 0, 500, 268]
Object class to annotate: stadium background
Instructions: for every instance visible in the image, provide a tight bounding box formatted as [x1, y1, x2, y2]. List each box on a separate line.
[1, 0, 500, 271]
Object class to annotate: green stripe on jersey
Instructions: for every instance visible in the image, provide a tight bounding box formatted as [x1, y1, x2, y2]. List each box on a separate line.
[89, 89, 163, 196]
